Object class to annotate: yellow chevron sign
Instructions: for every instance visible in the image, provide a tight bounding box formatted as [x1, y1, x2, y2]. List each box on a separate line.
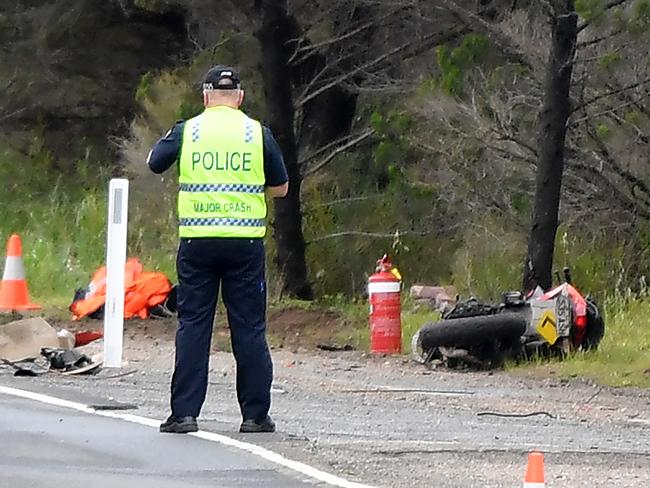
[536, 309, 559, 345]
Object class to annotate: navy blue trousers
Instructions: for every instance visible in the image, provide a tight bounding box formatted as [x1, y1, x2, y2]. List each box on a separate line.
[170, 237, 272, 421]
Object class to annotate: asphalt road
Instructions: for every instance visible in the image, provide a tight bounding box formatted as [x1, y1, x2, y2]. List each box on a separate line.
[0, 394, 318, 488]
[2, 344, 649, 487]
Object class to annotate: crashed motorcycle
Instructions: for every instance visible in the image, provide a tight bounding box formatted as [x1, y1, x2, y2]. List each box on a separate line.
[411, 268, 605, 368]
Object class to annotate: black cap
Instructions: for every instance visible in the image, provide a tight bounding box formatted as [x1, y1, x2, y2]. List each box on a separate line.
[202, 65, 241, 90]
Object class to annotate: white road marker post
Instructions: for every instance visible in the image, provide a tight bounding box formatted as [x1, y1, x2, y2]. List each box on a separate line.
[103, 178, 129, 368]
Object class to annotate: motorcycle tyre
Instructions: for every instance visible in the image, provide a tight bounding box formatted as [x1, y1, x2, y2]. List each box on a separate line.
[582, 298, 605, 351]
[419, 314, 527, 350]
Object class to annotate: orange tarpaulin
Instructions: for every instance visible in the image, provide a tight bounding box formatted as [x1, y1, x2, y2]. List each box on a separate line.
[70, 258, 172, 320]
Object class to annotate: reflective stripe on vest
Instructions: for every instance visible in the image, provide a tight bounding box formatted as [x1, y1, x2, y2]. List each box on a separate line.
[179, 183, 265, 194]
[179, 218, 266, 227]
[178, 106, 266, 238]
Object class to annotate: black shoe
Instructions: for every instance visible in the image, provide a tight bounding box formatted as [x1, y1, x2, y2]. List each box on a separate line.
[159, 415, 198, 433]
[240, 415, 276, 433]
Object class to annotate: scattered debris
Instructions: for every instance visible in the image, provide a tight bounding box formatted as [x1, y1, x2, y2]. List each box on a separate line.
[316, 343, 355, 352]
[585, 387, 603, 404]
[1, 357, 50, 377]
[89, 402, 138, 411]
[74, 330, 103, 347]
[57, 329, 75, 349]
[61, 357, 102, 376]
[96, 368, 138, 380]
[334, 364, 363, 372]
[341, 387, 474, 396]
[41, 348, 102, 375]
[0, 317, 59, 362]
[477, 411, 557, 420]
[0, 318, 105, 377]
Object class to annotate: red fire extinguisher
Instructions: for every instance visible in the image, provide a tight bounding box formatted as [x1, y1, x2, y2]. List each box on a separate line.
[368, 254, 402, 354]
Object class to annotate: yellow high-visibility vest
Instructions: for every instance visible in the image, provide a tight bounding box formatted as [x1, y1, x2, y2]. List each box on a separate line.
[178, 106, 266, 238]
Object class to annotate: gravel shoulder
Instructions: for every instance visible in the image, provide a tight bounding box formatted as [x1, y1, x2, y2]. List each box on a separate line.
[1, 319, 649, 487]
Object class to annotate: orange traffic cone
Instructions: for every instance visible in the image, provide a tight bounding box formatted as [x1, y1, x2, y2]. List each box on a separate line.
[523, 451, 545, 487]
[0, 234, 40, 311]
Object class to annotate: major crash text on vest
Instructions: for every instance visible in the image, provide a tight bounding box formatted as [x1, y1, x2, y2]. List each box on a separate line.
[193, 202, 253, 213]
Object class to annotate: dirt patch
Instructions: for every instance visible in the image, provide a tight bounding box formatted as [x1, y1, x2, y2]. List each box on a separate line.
[19, 305, 358, 352]
[267, 307, 354, 350]
[116, 307, 358, 352]
[3, 312, 179, 344]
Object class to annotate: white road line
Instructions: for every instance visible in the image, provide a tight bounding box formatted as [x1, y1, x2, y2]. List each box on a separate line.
[627, 418, 650, 426]
[0, 385, 376, 488]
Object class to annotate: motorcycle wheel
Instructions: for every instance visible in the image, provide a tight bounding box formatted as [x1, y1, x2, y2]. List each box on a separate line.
[418, 314, 527, 350]
[582, 298, 605, 350]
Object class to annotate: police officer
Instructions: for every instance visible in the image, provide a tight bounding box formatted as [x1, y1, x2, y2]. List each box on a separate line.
[148, 65, 288, 434]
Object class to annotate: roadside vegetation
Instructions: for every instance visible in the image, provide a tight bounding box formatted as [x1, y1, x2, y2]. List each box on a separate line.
[2, 135, 650, 388]
[1, 1, 650, 389]
[2, 123, 650, 393]
[0, 145, 177, 307]
[526, 296, 650, 388]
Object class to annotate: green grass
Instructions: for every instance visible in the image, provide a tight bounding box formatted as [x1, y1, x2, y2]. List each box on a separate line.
[402, 305, 439, 354]
[0, 145, 178, 309]
[0, 147, 108, 307]
[519, 297, 650, 388]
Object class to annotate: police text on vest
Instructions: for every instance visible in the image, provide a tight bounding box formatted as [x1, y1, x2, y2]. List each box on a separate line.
[191, 152, 252, 172]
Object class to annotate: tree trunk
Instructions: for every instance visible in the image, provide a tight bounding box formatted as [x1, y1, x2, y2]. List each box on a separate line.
[523, 0, 578, 291]
[256, 0, 313, 299]
[292, 5, 366, 153]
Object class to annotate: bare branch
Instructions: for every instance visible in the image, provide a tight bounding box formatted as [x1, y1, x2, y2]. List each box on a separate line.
[1, 71, 17, 92]
[345, 80, 416, 94]
[289, 10, 399, 66]
[437, 0, 534, 70]
[494, 134, 539, 157]
[570, 97, 643, 126]
[302, 128, 375, 177]
[295, 3, 343, 34]
[586, 123, 650, 207]
[296, 29, 461, 108]
[577, 29, 625, 48]
[576, 47, 622, 65]
[312, 195, 384, 207]
[576, 0, 632, 34]
[483, 142, 538, 166]
[308, 231, 410, 243]
[295, 61, 340, 109]
[300, 129, 370, 166]
[539, 0, 555, 16]
[567, 160, 650, 219]
[571, 78, 650, 113]
[0, 107, 29, 123]
[307, 229, 442, 244]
